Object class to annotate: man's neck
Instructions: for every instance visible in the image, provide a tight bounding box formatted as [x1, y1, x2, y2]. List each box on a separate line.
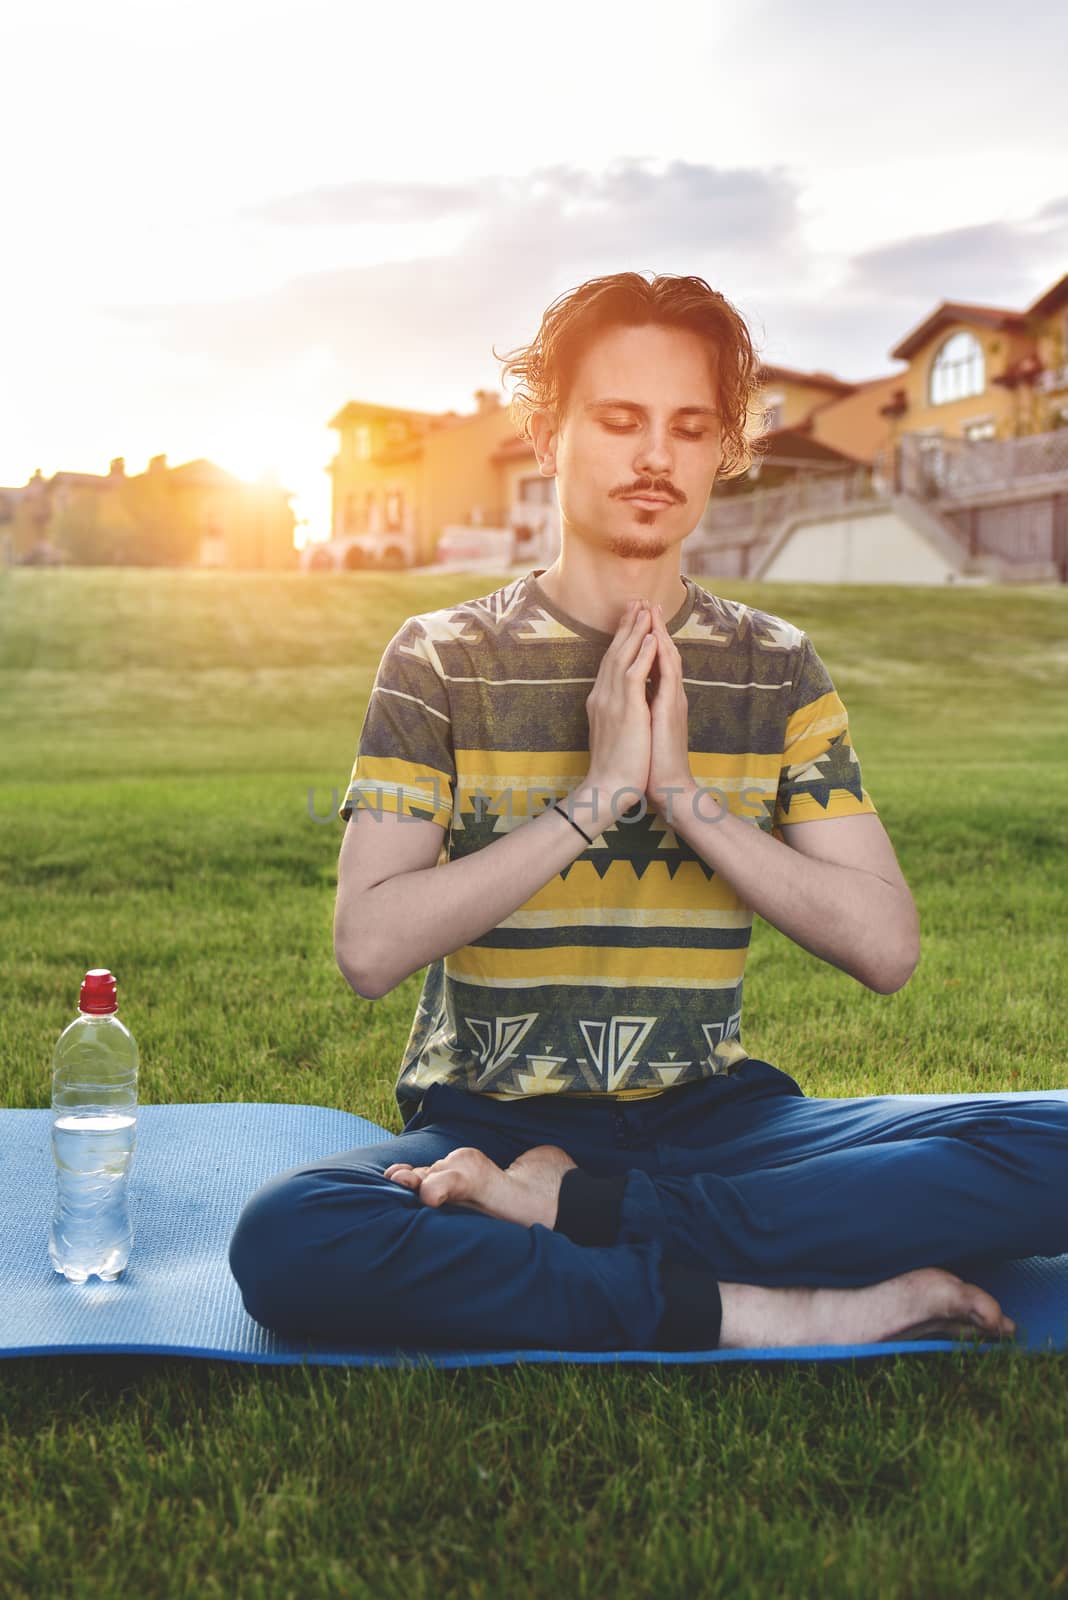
[534, 561, 688, 636]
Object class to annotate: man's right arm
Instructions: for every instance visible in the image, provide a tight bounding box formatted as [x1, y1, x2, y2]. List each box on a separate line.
[334, 778, 612, 999]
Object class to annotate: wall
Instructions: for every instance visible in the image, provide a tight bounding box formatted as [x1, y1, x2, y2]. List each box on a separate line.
[761, 510, 958, 585]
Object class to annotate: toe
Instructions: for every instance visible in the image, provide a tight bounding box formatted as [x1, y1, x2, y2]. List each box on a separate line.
[420, 1170, 472, 1208]
[968, 1289, 1008, 1334]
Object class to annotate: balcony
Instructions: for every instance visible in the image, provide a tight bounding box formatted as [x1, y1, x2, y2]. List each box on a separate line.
[896, 428, 1068, 501]
[1036, 362, 1068, 395]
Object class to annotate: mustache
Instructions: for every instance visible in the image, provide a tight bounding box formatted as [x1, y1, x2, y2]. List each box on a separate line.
[613, 482, 685, 502]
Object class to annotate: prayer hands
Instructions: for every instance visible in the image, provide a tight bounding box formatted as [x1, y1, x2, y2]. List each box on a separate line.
[644, 602, 697, 816]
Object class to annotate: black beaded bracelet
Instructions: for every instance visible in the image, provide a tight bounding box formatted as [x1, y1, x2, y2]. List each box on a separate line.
[551, 801, 595, 847]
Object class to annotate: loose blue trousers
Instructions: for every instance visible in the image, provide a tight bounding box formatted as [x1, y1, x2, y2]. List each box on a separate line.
[227, 1060, 1068, 1351]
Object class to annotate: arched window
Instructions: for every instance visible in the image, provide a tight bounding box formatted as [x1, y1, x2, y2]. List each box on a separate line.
[929, 332, 985, 406]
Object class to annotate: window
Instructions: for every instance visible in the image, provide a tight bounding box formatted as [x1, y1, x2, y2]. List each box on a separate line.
[385, 489, 404, 531]
[354, 425, 372, 461]
[930, 332, 985, 406]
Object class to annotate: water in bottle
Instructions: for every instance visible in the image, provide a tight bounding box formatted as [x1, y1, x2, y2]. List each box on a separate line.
[48, 968, 139, 1283]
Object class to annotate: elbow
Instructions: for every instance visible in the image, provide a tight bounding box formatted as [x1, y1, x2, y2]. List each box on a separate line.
[866, 962, 915, 996]
[334, 942, 388, 1002]
[865, 932, 921, 996]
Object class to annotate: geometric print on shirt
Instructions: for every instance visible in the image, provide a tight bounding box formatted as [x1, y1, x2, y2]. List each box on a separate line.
[338, 568, 879, 1125]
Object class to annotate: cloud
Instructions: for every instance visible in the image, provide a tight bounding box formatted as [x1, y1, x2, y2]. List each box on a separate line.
[105, 158, 802, 381]
[244, 158, 803, 257]
[102, 160, 1067, 405]
[841, 206, 1068, 306]
[1034, 194, 1068, 226]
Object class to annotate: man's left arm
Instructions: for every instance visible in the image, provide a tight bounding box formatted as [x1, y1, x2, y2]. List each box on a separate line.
[644, 607, 919, 994]
[661, 800, 920, 994]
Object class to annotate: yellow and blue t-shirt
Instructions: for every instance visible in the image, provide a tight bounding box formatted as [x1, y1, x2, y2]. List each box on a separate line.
[339, 569, 878, 1125]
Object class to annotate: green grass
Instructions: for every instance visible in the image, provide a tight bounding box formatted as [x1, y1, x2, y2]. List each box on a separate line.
[2, 567, 1067, 1598]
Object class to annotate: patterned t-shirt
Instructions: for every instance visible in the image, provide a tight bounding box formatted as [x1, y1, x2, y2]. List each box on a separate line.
[338, 568, 878, 1125]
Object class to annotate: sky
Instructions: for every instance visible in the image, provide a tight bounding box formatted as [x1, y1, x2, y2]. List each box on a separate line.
[1, 0, 1065, 547]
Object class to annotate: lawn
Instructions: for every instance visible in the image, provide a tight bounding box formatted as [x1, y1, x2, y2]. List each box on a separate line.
[2, 566, 1067, 1597]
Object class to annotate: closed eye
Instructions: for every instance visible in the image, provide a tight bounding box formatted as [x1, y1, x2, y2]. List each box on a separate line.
[601, 423, 706, 439]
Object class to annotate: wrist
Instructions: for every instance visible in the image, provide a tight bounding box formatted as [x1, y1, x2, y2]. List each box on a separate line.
[548, 799, 597, 848]
[649, 779, 703, 826]
[567, 777, 615, 838]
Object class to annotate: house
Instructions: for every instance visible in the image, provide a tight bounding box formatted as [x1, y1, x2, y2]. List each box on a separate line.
[317, 390, 558, 572]
[699, 269, 1068, 584]
[0, 455, 298, 569]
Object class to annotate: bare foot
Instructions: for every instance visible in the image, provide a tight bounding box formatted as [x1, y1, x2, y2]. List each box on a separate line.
[717, 1266, 1017, 1349]
[383, 1145, 578, 1229]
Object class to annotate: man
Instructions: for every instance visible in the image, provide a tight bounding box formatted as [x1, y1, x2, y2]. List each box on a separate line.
[230, 272, 1068, 1351]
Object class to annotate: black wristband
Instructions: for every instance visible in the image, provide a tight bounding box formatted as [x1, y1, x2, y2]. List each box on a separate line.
[551, 801, 595, 847]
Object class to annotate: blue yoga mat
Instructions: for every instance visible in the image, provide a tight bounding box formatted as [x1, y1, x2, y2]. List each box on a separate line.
[3, 1100, 1066, 1368]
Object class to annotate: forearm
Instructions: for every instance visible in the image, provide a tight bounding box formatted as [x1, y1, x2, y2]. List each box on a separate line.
[664, 784, 918, 993]
[344, 779, 610, 998]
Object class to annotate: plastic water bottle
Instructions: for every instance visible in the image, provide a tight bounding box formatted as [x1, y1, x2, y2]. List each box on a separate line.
[48, 968, 139, 1283]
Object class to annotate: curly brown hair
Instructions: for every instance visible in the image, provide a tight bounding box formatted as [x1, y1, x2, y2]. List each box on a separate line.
[494, 271, 767, 481]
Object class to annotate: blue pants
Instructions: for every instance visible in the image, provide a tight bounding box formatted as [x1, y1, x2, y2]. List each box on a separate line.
[228, 1060, 1068, 1351]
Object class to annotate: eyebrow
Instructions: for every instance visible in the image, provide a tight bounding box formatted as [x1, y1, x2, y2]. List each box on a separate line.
[584, 398, 720, 418]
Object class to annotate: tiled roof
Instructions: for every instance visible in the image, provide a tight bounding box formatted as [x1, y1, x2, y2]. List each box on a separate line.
[328, 400, 441, 431]
[50, 471, 112, 489]
[891, 301, 1028, 361]
[1029, 271, 1068, 318]
[758, 363, 855, 393]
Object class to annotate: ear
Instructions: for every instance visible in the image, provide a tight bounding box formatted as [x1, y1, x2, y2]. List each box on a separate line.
[530, 408, 559, 476]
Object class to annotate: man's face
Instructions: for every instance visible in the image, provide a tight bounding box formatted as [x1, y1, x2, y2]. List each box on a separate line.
[539, 321, 725, 561]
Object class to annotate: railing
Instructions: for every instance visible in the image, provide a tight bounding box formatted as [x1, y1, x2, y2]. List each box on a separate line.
[692, 465, 884, 545]
[940, 499, 1067, 575]
[896, 427, 1068, 500]
[684, 429, 1068, 577]
[684, 536, 777, 580]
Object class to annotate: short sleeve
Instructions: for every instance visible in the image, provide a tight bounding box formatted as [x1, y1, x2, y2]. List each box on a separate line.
[772, 633, 878, 830]
[338, 615, 455, 829]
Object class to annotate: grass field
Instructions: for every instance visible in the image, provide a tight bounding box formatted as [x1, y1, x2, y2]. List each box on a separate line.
[2, 566, 1067, 1597]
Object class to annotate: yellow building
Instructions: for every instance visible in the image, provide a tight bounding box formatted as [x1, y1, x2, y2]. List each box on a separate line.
[868, 276, 1068, 497]
[1, 454, 297, 568]
[881, 275, 1068, 440]
[754, 270, 1068, 489]
[719, 270, 1068, 585]
[153, 457, 298, 569]
[326, 390, 548, 568]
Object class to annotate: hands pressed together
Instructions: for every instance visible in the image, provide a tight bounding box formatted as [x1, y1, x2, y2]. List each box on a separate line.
[584, 597, 696, 821]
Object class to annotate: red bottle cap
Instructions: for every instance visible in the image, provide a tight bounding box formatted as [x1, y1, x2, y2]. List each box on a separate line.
[80, 969, 118, 1014]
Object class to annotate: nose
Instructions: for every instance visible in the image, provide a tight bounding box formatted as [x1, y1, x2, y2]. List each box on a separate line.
[632, 424, 674, 481]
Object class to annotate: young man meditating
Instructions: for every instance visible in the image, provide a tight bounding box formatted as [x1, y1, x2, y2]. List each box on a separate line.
[230, 271, 1068, 1351]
